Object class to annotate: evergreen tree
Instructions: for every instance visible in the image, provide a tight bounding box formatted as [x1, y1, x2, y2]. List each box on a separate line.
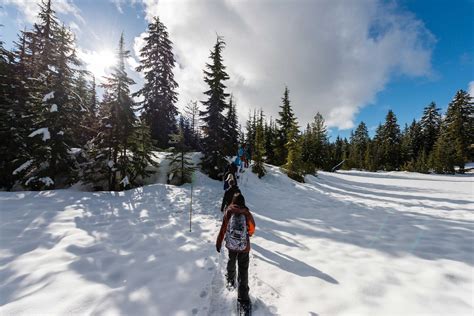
[263, 117, 276, 164]
[135, 16, 178, 148]
[168, 126, 196, 185]
[284, 123, 305, 182]
[380, 110, 401, 170]
[16, 2, 82, 190]
[200, 36, 230, 179]
[85, 33, 137, 190]
[349, 121, 369, 169]
[420, 102, 441, 155]
[440, 90, 473, 173]
[0, 32, 21, 189]
[223, 95, 239, 156]
[275, 86, 297, 165]
[310, 112, 330, 170]
[128, 120, 158, 186]
[184, 100, 200, 150]
[431, 120, 456, 174]
[252, 110, 266, 178]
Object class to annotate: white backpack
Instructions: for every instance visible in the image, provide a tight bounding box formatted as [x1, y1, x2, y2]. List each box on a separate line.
[225, 213, 248, 251]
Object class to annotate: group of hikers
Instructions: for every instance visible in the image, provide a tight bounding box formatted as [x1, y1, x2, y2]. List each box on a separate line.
[215, 144, 255, 314]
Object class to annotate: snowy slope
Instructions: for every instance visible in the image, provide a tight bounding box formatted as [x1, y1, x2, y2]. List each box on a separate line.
[1, 164, 473, 315]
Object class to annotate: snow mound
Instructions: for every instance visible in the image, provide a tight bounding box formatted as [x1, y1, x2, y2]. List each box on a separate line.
[28, 128, 50, 141]
[42, 91, 54, 102]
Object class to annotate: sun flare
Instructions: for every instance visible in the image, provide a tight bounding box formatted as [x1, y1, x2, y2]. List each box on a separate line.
[78, 49, 117, 80]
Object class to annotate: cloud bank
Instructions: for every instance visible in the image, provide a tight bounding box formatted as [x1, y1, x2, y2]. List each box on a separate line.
[136, 0, 434, 130]
[1, 0, 83, 24]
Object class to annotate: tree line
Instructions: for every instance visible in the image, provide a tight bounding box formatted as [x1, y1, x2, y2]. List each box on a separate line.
[1, 0, 472, 191]
[247, 88, 473, 182]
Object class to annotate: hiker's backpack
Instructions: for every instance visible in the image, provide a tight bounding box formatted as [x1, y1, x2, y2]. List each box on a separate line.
[225, 213, 248, 251]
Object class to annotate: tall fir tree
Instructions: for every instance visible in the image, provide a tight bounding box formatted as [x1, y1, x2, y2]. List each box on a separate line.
[223, 94, 239, 156]
[349, 121, 369, 169]
[135, 16, 178, 148]
[168, 121, 196, 185]
[15, 2, 82, 190]
[420, 102, 442, 155]
[184, 100, 200, 150]
[252, 109, 266, 178]
[439, 90, 473, 173]
[200, 36, 230, 179]
[380, 110, 401, 171]
[310, 112, 330, 170]
[85, 33, 138, 190]
[275, 86, 297, 165]
[284, 123, 305, 182]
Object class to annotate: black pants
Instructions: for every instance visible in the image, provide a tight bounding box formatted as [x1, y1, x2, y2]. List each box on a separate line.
[227, 250, 250, 303]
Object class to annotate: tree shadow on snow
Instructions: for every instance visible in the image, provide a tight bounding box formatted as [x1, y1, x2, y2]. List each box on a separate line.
[252, 244, 338, 284]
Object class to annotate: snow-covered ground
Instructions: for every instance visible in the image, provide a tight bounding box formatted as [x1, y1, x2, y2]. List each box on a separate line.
[1, 163, 473, 315]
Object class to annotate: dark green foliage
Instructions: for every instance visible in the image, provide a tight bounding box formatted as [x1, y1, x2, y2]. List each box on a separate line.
[284, 123, 305, 182]
[251, 110, 266, 178]
[84, 33, 140, 190]
[184, 100, 201, 150]
[380, 110, 401, 171]
[200, 36, 230, 179]
[168, 119, 196, 185]
[349, 121, 369, 169]
[275, 87, 297, 165]
[223, 95, 239, 156]
[135, 16, 178, 148]
[420, 102, 441, 155]
[432, 90, 473, 173]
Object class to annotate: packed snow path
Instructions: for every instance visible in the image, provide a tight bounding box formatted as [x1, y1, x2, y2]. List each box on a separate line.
[0, 167, 473, 315]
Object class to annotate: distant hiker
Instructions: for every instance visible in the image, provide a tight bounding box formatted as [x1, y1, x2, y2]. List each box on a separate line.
[221, 179, 241, 213]
[238, 144, 248, 171]
[245, 144, 251, 168]
[216, 193, 256, 311]
[223, 162, 238, 190]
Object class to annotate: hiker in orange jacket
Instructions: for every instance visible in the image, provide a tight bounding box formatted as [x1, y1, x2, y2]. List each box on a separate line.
[216, 193, 255, 309]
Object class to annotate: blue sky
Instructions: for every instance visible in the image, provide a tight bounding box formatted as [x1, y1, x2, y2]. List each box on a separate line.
[1, 0, 473, 140]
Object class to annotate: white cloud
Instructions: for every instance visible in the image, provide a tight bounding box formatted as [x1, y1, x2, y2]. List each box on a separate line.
[468, 81, 474, 98]
[1, 0, 83, 24]
[137, 0, 434, 130]
[110, 0, 139, 14]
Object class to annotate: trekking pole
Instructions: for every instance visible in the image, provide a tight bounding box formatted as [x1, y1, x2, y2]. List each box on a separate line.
[189, 171, 195, 232]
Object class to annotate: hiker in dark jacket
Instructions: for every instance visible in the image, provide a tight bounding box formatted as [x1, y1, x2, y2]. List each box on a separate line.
[223, 162, 238, 190]
[220, 179, 241, 213]
[216, 193, 256, 309]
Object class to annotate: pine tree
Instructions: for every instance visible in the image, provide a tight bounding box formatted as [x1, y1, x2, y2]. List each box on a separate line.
[431, 120, 456, 174]
[263, 117, 276, 164]
[128, 120, 158, 186]
[135, 16, 178, 148]
[284, 123, 305, 182]
[310, 112, 330, 170]
[420, 102, 441, 155]
[168, 119, 196, 185]
[275, 86, 297, 165]
[223, 95, 239, 156]
[380, 110, 401, 170]
[200, 36, 230, 179]
[0, 32, 21, 189]
[349, 121, 369, 169]
[252, 110, 266, 178]
[184, 100, 200, 150]
[16, 2, 82, 189]
[442, 90, 473, 173]
[85, 33, 137, 190]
